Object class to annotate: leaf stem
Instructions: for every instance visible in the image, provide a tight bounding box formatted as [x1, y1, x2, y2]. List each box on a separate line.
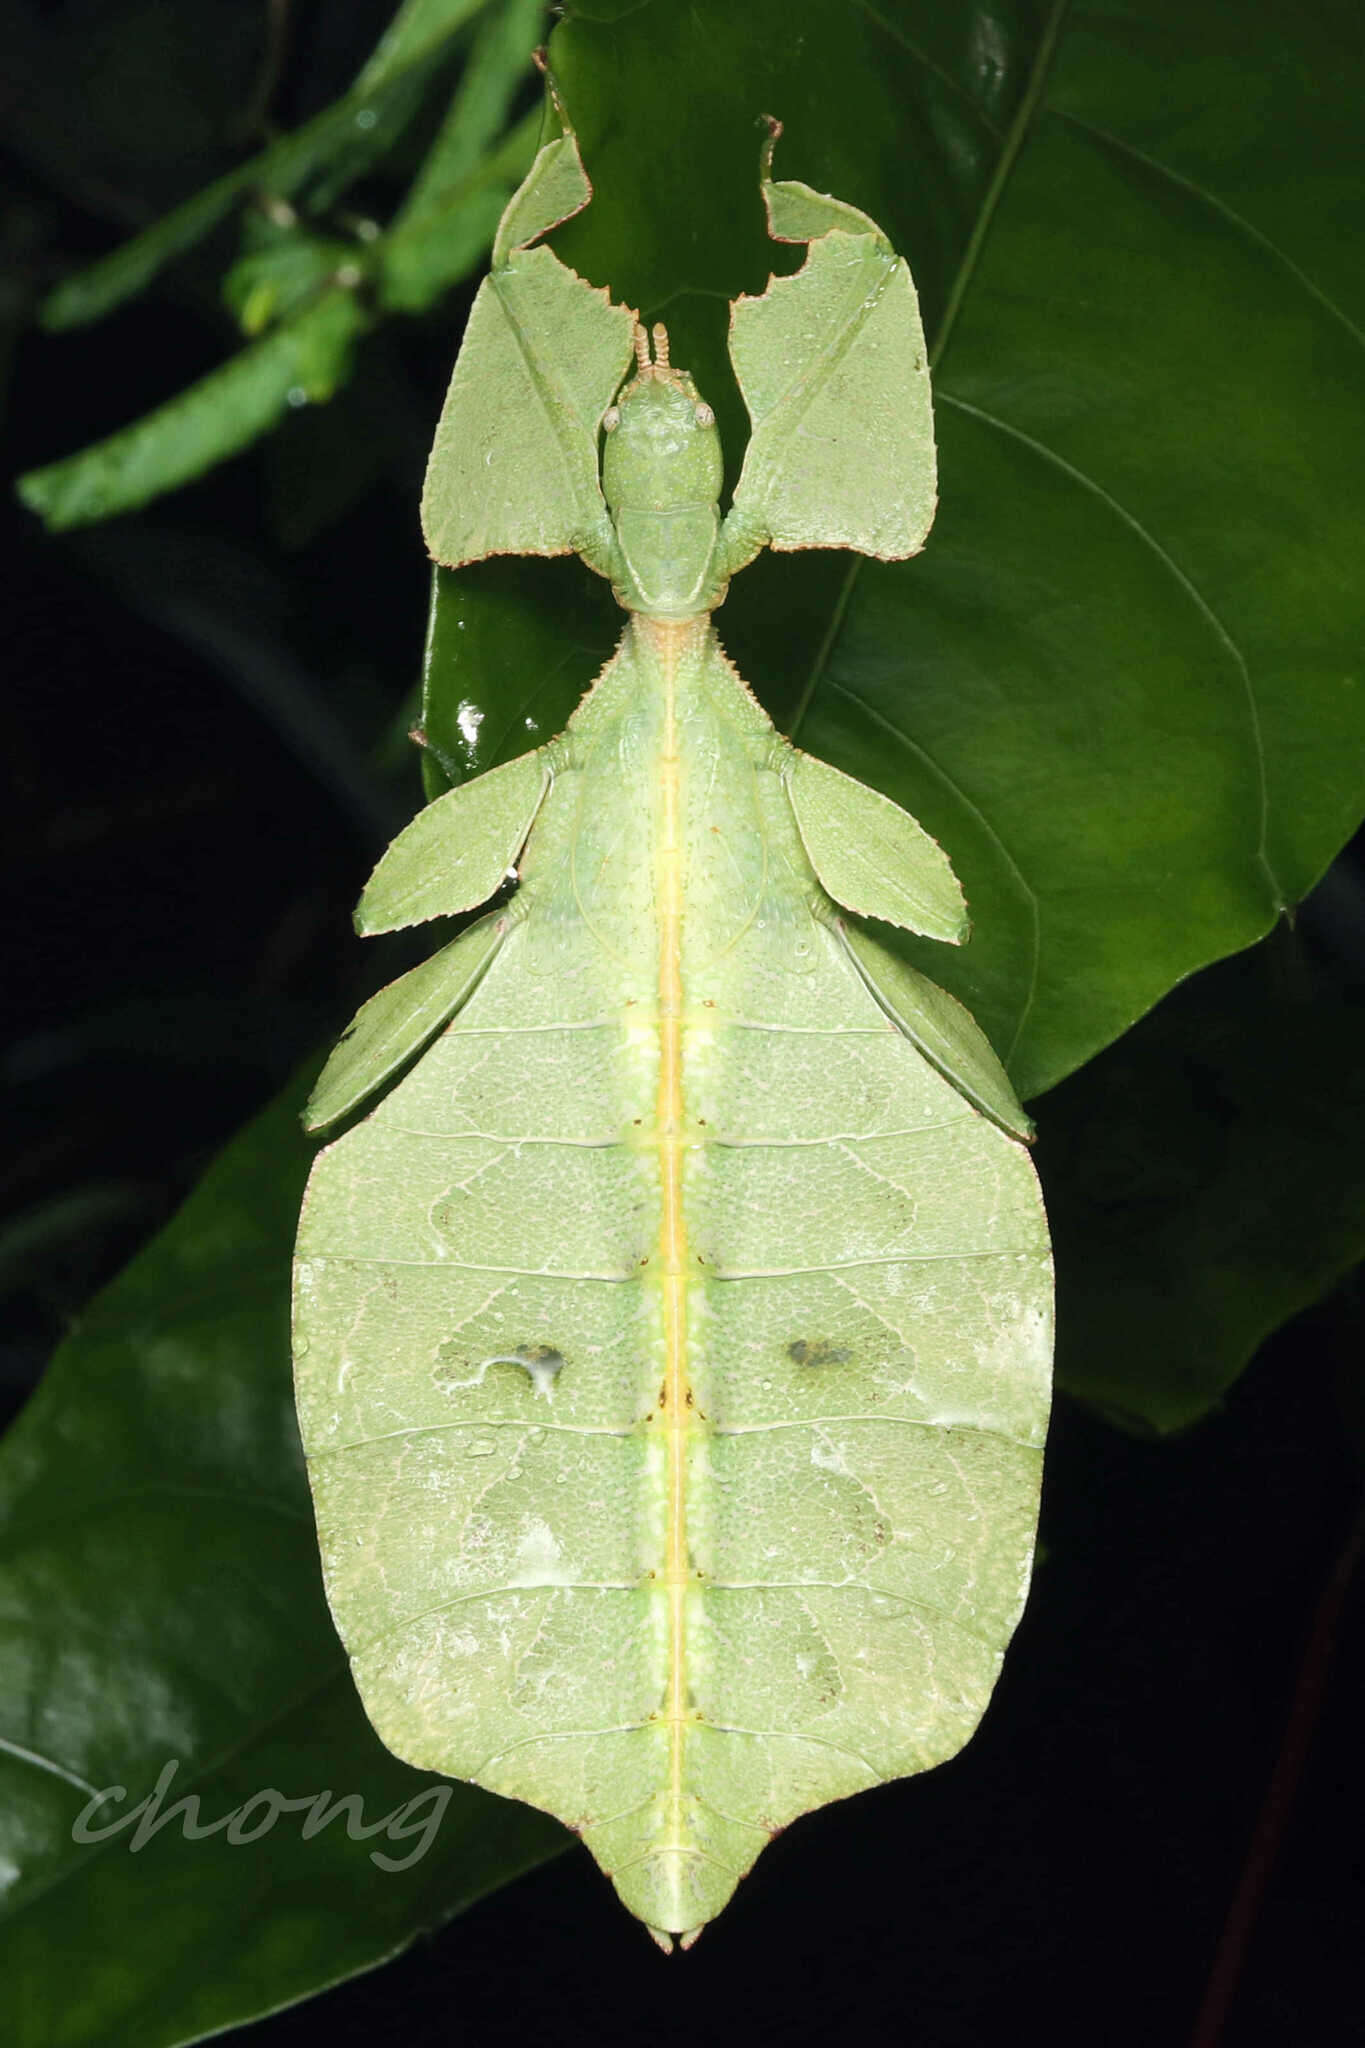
[792, 0, 1071, 745]
[929, 0, 1070, 372]
[788, 556, 860, 744]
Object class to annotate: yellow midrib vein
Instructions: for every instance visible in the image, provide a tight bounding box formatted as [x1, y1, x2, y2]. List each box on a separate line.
[650, 614, 691, 1855]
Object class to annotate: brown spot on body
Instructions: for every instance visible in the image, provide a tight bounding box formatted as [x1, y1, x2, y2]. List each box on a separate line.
[788, 1339, 851, 1369]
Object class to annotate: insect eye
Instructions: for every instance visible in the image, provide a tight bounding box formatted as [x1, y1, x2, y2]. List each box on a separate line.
[602, 406, 621, 433]
[694, 403, 715, 428]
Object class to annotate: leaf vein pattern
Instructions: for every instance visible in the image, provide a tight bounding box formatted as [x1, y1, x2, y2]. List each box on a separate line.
[379, 1126, 623, 1146]
[610, 1841, 736, 1877]
[706, 1584, 997, 1654]
[712, 1248, 1039, 1278]
[704, 1725, 881, 1779]
[317, 1421, 635, 1456]
[937, 389, 1280, 905]
[1052, 110, 1365, 358]
[351, 1584, 641, 1668]
[306, 1255, 635, 1279]
[471, 1724, 662, 1780]
[713, 1415, 1036, 1450]
[853, 0, 1005, 133]
[930, 0, 1071, 373]
[0, 1736, 100, 1798]
[0, 1665, 352, 1932]
[712, 1118, 970, 1146]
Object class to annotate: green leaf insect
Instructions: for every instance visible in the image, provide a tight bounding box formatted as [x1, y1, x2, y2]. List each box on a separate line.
[293, 109, 1053, 1948]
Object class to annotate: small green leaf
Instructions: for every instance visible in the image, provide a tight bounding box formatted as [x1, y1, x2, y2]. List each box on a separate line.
[18, 288, 367, 530]
[223, 221, 360, 336]
[39, 0, 490, 331]
[0, 1079, 565, 2048]
[381, 1, 546, 313]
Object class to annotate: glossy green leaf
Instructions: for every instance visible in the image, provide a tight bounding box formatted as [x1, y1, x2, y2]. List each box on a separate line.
[18, 288, 367, 530]
[0, 1081, 564, 2048]
[1042, 925, 1365, 1434]
[420, 555, 621, 802]
[427, 0, 1365, 1104]
[38, 0, 490, 331]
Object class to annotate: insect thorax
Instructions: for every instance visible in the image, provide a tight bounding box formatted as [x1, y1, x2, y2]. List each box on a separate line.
[602, 363, 728, 618]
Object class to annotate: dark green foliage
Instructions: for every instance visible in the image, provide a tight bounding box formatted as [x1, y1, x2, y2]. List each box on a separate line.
[17, 0, 546, 527]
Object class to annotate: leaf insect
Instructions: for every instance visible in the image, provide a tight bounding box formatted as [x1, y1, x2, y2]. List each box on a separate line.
[293, 99, 1052, 1949]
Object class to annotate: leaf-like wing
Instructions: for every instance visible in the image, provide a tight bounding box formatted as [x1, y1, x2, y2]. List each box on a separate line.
[785, 748, 968, 942]
[420, 122, 637, 569]
[724, 159, 935, 565]
[838, 919, 1033, 1142]
[356, 748, 547, 934]
[304, 912, 508, 1132]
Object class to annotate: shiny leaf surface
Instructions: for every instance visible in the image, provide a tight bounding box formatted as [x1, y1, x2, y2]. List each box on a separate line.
[428, 0, 1365, 1101]
[1043, 917, 1365, 1433]
[0, 1083, 565, 2048]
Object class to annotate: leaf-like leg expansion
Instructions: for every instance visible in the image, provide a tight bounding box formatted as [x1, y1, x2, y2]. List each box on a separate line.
[304, 911, 508, 1132]
[722, 128, 935, 571]
[356, 748, 548, 934]
[836, 916, 1034, 1141]
[785, 748, 968, 943]
[420, 117, 637, 573]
